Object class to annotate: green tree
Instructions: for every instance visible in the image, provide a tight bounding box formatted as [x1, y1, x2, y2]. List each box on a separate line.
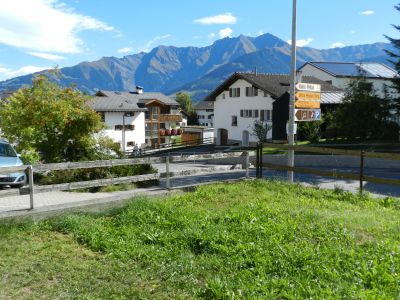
[250, 120, 272, 143]
[0, 73, 104, 163]
[175, 92, 198, 125]
[331, 76, 393, 140]
[385, 3, 400, 114]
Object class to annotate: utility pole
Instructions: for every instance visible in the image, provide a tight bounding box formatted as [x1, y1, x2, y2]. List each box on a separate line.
[287, 0, 297, 183]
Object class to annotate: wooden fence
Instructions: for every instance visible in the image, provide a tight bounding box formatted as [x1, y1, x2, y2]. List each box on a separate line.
[0, 151, 249, 210]
[254, 143, 400, 192]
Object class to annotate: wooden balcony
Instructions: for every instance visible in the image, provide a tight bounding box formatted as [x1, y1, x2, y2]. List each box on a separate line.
[159, 114, 182, 122]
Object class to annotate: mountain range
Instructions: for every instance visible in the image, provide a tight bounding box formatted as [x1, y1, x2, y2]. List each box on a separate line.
[0, 33, 394, 101]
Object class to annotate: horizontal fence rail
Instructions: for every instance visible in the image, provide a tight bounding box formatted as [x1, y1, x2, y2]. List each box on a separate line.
[262, 143, 400, 160]
[258, 143, 400, 191]
[0, 151, 250, 208]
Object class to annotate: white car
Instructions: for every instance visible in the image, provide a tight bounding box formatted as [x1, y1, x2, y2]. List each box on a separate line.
[0, 139, 26, 188]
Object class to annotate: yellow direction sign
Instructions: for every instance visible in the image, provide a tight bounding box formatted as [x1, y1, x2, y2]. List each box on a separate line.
[295, 91, 321, 109]
[295, 100, 320, 109]
[295, 91, 321, 101]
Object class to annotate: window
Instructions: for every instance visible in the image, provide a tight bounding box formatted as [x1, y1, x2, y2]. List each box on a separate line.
[208, 115, 213, 119]
[206, 109, 213, 112]
[115, 125, 123, 130]
[229, 87, 240, 97]
[222, 93, 226, 99]
[127, 141, 135, 147]
[231, 116, 238, 126]
[160, 123, 166, 129]
[260, 110, 272, 121]
[151, 106, 158, 119]
[246, 86, 258, 97]
[240, 109, 259, 118]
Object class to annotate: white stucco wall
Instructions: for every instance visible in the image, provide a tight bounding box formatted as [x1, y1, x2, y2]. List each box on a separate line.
[195, 109, 214, 127]
[213, 79, 274, 144]
[103, 111, 145, 150]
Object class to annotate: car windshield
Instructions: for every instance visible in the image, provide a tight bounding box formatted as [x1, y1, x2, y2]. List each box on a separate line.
[0, 143, 17, 157]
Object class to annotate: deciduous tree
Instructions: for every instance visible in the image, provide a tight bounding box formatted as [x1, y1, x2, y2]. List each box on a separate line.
[250, 120, 272, 143]
[0, 72, 104, 162]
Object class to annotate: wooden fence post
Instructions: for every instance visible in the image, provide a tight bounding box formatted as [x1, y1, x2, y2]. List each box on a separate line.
[256, 144, 260, 178]
[245, 151, 249, 179]
[28, 165, 34, 210]
[259, 143, 263, 178]
[166, 154, 171, 190]
[359, 151, 365, 194]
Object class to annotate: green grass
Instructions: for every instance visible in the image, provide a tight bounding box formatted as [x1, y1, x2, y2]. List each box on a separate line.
[1, 180, 400, 299]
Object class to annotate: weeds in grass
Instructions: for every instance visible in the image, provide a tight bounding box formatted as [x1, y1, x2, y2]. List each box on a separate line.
[0, 180, 399, 298]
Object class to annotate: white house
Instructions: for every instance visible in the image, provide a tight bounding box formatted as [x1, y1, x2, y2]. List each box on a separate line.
[193, 101, 214, 127]
[298, 62, 398, 97]
[90, 88, 185, 151]
[204, 72, 343, 145]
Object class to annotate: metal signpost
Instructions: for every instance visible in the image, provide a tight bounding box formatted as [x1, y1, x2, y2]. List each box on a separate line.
[287, 0, 297, 183]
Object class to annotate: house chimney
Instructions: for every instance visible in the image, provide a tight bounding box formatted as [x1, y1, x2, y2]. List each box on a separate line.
[136, 86, 144, 94]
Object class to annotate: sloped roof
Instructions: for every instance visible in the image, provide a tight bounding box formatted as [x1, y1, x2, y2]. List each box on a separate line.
[193, 101, 214, 110]
[320, 92, 344, 104]
[204, 72, 341, 101]
[89, 91, 178, 112]
[302, 62, 398, 78]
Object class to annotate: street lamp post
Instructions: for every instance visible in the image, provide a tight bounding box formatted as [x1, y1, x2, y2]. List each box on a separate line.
[287, 0, 297, 183]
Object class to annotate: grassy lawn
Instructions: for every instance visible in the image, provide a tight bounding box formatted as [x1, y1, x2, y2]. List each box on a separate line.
[1, 180, 400, 299]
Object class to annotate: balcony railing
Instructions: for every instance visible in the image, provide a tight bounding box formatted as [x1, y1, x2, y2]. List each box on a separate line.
[159, 114, 182, 122]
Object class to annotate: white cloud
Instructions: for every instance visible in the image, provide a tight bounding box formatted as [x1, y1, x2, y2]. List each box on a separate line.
[330, 42, 346, 48]
[361, 10, 374, 16]
[0, 65, 50, 80]
[208, 32, 216, 39]
[287, 38, 313, 47]
[141, 34, 172, 52]
[194, 13, 237, 25]
[0, 0, 115, 54]
[28, 52, 66, 60]
[350, 30, 357, 34]
[219, 27, 233, 39]
[117, 47, 133, 54]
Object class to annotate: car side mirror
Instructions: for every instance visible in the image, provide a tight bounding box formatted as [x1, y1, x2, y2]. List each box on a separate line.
[17, 154, 21, 158]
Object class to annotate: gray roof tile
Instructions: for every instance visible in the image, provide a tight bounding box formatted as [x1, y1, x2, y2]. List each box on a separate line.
[89, 90, 178, 112]
[205, 72, 341, 101]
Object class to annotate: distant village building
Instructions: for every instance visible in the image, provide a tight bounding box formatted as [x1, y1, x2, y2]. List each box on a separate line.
[204, 72, 343, 145]
[90, 88, 186, 151]
[298, 62, 398, 97]
[193, 101, 214, 127]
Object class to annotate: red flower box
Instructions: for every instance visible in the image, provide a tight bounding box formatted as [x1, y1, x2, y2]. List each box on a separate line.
[171, 129, 177, 135]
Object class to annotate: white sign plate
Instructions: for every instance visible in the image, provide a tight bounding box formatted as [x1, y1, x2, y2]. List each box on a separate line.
[295, 82, 321, 92]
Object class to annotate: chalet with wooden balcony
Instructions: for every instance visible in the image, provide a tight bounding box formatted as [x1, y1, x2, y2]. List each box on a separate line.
[89, 87, 186, 151]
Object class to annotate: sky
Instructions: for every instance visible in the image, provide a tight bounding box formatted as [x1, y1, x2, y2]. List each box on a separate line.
[0, 0, 399, 81]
